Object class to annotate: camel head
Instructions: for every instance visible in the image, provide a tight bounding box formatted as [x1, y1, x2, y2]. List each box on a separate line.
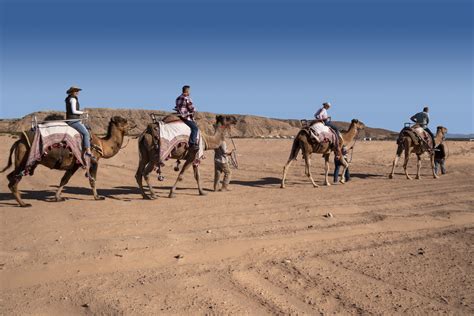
[215, 115, 238, 128]
[437, 126, 448, 136]
[109, 116, 131, 135]
[351, 119, 366, 130]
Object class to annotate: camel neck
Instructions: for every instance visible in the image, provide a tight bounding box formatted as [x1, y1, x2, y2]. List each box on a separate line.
[98, 125, 125, 158]
[203, 126, 227, 150]
[435, 131, 444, 145]
[342, 123, 358, 144]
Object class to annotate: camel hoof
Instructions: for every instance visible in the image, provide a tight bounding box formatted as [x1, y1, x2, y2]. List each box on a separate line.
[199, 191, 208, 196]
[20, 203, 32, 208]
[388, 174, 393, 179]
[406, 177, 413, 180]
[55, 197, 66, 202]
[169, 193, 175, 198]
[95, 195, 106, 200]
[434, 175, 439, 179]
[324, 183, 331, 187]
[339, 180, 345, 184]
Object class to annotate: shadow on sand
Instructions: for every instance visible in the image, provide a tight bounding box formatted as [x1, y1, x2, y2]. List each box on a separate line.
[231, 177, 281, 188]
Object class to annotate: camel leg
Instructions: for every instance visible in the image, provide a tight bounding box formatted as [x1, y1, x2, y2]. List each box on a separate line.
[323, 154, 331, 186]
[431, 154, 439, 179]
[55, 164, 80, 202]
[403, 148, 412, 180]
[7, 171, 30, 207]
[415, 154, 422, 179]
[7, 143, 31, 207]
[389, 144, 404, 179]
[88, 162, 105, 200]
[193, 165, 207, 196]
[135, 157, 149, 199]
[304, 153, 319, 188]
[169, 158, 194, 198]
[281, 159, 295, 189]
[143, 162, 158, 199]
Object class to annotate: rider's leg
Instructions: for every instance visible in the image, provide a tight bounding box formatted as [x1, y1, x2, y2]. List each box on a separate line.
[69, 121, 91, 154]
[183, 119, 199, 146]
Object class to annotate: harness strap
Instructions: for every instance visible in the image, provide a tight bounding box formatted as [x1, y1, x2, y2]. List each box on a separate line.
[22, 131, 32, 148]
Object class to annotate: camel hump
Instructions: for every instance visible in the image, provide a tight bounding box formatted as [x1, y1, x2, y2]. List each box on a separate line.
[162, 115, 183, 124]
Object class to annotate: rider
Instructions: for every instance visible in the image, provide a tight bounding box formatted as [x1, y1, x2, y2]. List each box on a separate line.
[314, 101, 342, 158]
[410, 106, 435, 146]
[175, 85, 199, 150]
[65, 86, 93, 159]
[314, 102, 339, 133]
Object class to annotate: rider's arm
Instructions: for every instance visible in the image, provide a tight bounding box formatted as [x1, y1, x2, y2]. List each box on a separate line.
[70, 98, 83, 115]
[410, 114, 417, 122]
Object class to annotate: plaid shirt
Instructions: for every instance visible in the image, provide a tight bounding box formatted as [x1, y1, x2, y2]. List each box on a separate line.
[175, 94, 195, 119]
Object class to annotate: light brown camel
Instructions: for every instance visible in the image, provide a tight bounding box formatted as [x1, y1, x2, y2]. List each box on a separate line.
[281, 119, 365, 188]
[1, 116, 131, 207]
[389, 126, 447, 180]
[135, 115, 237, 199]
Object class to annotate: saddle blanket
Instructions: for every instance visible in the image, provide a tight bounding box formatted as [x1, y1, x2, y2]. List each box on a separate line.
[24, 122, 85, 174]
[158, 121, 204, 163]
[309, 122, 338, 144]
[399, 126, 433, 149]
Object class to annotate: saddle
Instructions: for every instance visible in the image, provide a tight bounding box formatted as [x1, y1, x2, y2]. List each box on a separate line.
[147, 114, 204, 166]
[302, 120, 339, 147]
[398, 125, 433, 150]
[24, 122, 87, 175]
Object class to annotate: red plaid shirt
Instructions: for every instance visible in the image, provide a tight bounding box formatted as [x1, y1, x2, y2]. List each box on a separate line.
[175, 94, 195, 119]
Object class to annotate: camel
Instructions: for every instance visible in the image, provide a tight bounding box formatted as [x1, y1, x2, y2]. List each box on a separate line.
[281, 119, 365, 188]
[135, 115, 237, 199]
[1, 116, 131, 207]
[389, 126, 448, 180]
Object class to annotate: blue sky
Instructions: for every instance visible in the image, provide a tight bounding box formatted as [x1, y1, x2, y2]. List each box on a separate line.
[1, 0, 472, 133]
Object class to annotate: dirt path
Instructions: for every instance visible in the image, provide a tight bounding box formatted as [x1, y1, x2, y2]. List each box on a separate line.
[1, 136, 473, 315]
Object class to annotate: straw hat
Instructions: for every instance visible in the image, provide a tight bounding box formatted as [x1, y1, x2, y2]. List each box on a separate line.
[66, 86, 82, 94]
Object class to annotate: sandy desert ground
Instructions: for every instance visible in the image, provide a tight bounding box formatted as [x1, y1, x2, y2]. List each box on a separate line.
[0, 135, 473, 315]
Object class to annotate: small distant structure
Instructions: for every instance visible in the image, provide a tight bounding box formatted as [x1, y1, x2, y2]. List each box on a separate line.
[363, 137, 372, 141]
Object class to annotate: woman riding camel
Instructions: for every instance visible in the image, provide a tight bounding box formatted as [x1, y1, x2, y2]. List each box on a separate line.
[65, 86, 94, 160]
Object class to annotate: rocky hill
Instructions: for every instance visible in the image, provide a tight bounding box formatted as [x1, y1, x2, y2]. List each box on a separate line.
[0, 108, 397, 140]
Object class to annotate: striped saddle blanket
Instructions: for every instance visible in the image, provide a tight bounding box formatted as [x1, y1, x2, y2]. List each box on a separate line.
[308, 122, 338, 145]
[156, 121, 204, 164]
[24, 122, 85, 174]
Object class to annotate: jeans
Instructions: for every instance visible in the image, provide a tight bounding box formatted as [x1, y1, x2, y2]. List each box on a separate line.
[424, 127, 435, 144]
[182, 119, 199, 145]
[434, 159, 446, 175]
[334, 159, 350, 183]
[325, 120, 339, 132]
[68, 120, 91, 149]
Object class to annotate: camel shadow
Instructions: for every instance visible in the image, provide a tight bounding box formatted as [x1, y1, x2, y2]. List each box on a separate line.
[231, 177, 281, 188]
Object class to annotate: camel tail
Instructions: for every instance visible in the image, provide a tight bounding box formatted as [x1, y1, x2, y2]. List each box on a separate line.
[1, 140, 20, 173]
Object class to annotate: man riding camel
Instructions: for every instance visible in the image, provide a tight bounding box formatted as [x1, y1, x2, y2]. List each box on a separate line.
[65, 86, 94, 160]
[175, 85, 199, 150]
[410, 106, 435, 146]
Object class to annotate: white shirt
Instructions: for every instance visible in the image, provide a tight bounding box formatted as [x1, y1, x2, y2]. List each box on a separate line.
[314, 107, 328, 120]
[69, 98, 83, 115]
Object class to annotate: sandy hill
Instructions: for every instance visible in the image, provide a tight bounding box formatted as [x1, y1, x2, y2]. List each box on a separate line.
[0, 108, 397, 139]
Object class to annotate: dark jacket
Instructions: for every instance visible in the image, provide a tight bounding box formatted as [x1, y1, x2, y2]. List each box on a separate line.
[65, 95, 80, 119]
[435, 143, 446, 160]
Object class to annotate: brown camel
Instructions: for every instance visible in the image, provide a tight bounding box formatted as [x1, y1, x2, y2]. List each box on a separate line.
[135, 115, 237, 199]
[281, 119, 365, 188]
[389, 126, 447, 180]
[1, 116, 131, 207]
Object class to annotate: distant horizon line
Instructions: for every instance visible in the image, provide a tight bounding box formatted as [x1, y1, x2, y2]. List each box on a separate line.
[1, 106, 473, 136]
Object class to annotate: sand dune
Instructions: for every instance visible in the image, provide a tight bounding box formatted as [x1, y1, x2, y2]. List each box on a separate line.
[0, 136, 473, 315]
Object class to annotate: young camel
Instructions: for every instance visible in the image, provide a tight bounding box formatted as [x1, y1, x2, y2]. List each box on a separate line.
[1, 116, 131, 207]
[281, 119, 365, 188]
[135, 115, 237, 199]
[389, 126, 447, 180]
